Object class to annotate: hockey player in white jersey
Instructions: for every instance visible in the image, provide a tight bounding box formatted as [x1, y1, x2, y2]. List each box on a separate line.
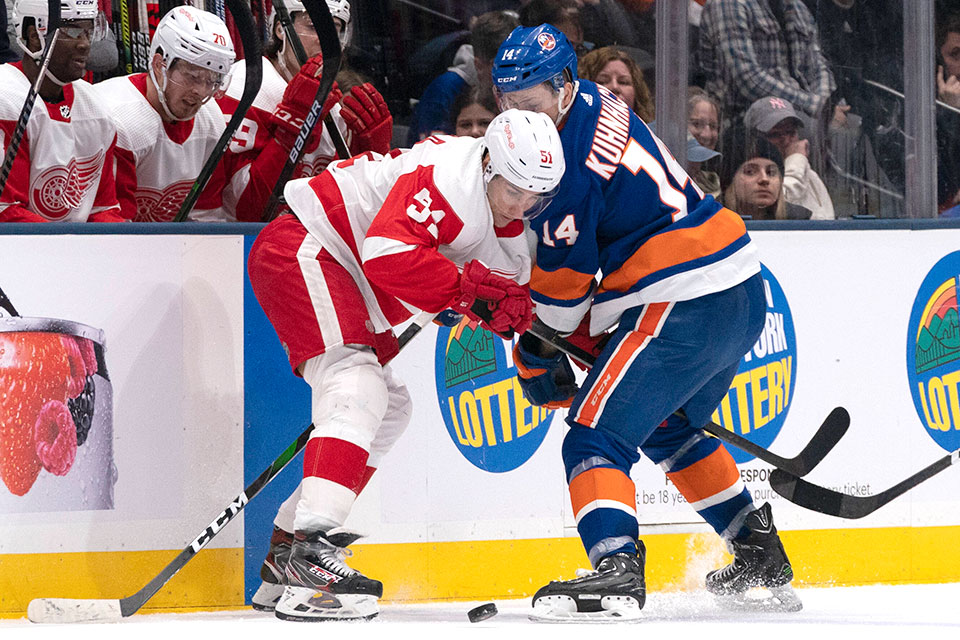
[246, 110, 564, 621]
[0, 0, 124, 222]
[224, 0, 393, 184]
[96, 6, 283, 222]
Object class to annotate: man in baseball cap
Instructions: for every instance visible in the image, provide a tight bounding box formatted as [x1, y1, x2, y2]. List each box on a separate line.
[743, 95, 835, 219]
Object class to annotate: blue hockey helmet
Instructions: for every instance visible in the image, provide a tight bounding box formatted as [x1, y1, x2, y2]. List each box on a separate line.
[491, 24, 578, 96]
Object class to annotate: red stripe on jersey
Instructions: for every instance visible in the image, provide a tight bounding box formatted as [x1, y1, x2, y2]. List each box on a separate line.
[308, 171, 361, 262]
[304, 437, 370, 494]
[599, 208, 746, 294]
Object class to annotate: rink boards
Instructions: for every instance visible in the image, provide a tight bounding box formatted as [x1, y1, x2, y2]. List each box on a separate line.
[1, 223, 959, 616]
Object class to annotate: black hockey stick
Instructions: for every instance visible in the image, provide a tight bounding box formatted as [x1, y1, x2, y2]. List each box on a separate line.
[0, 0, 60, 195]
[769, 448, 960, 519]
[172, 0, 262, 222]
[273, 0, 350, 160]
[27, 309, 438, 623]
[501, 313, 848, 477]
[261, 0, 342, 222]
[0, 285, 20, 317]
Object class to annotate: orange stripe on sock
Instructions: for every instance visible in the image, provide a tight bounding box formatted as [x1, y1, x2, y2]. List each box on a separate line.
[666, 447, 740, 504]
[569, 467, 637, 515]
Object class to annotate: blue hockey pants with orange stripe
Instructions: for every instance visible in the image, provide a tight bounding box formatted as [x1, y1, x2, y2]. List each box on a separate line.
[563, 273, 765, 567]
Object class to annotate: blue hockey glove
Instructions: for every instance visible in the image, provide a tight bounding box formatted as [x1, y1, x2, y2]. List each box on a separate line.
[512, 338, 578, 409]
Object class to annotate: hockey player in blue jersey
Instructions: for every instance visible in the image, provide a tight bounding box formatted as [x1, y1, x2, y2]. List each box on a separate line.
[492, 24, 799, 620]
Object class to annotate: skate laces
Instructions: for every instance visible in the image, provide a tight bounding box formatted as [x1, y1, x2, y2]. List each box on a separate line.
[317, 542, 359, 578]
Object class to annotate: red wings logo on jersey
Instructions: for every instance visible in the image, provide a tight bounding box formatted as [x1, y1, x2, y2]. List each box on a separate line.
[293, 154, 335, 180]
[134, 180, 195, 222]
[30, 150, 105, 221]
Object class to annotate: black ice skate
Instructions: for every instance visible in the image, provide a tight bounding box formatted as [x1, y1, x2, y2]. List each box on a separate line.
[705, 502, 802, 612]
[530, 542, 646, 622]
[251, 527, 293, 612]
[274, 527, 383, 622]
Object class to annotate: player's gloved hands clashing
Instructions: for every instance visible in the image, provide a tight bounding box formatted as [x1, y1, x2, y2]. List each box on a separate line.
[271, 53, 342, 150]
[341, 82, 393, 155]
[513, 336, 578, 409]
[453, 260, 532, 338]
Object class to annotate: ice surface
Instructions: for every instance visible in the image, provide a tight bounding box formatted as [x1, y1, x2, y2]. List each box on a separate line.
[3, 583, 958, 640]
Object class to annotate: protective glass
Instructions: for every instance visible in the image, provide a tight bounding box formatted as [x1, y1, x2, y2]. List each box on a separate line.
[486, 174, 558, 220]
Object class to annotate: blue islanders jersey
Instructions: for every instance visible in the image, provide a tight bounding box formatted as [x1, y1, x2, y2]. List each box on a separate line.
[529, 81, 760, 335]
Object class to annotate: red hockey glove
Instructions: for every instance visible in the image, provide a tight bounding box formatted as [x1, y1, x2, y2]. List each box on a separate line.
[564, 312, 612, 371]
[453, 260, 532, 338]
[341, 82, 393, 155]
[270, 53, 342, 150]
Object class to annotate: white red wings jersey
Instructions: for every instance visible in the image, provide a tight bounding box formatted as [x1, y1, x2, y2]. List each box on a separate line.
[95, 73, 234, 222]
[284, 134, 531, 333]
[0, 62, 123, 222]
[225, 56, 350, 179]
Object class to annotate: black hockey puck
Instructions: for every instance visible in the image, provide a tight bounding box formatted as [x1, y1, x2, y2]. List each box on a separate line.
[467, 602, 498, 623]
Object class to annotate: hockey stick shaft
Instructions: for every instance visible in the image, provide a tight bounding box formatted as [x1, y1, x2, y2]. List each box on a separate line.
[0, 26, 60, 194]
[273, 0, 351, 160]
[512, 315, 847, 476]
[0, 285, 20, 317]
[28, 310, 438, 623]
[172, 0, 263, 222]
[769, 449, 960, 519]
[261, 0, 343, 222]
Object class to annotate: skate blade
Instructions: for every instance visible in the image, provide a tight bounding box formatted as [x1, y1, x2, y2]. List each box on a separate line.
[716, 584, 803, 613]
[251, 582, 284, 612]
[274, 586, 379, 621]
[529, 594, 642, 623]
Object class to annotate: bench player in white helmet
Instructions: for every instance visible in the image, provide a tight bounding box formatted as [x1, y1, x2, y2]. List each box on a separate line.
[246, 110, 564, 621]
[0, 0, 124, 222]
[223, 0, 393, 186]
[95, 6, 284, 222]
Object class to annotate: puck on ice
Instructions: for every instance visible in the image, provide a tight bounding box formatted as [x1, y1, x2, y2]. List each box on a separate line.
[467, 602, 498, 623]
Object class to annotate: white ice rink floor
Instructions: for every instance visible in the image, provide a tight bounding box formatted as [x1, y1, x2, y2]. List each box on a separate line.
[4, 583, 959, 640]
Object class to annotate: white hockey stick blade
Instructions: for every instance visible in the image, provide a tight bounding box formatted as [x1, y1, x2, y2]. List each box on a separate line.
[28, 597, 123, 623]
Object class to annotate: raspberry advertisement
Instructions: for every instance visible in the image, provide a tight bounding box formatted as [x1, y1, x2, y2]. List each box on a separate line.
[0, 316, 115, 512]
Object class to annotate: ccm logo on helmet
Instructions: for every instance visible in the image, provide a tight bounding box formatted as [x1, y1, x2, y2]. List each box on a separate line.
[537, 32, 556, 51]
[177, 6, 197, 21]
[504, 123, 515, 149]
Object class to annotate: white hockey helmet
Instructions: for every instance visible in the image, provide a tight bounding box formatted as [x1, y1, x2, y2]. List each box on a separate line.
[149, 6, 235, 121]
[150, 6, 235, 75]
[326, 0, 352, 48]
[13, 0, 104, 59]
[483, 109, 565, 219]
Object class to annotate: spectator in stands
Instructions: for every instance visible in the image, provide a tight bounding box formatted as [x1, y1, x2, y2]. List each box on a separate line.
[687, 133, 722, 199]
[407, 10, 518, 144]
[688, 88, 720, 151]
[520, 0, 587, 55]
[745, 95, 835, 219]
[579, 46, 654, 122]
[699, 0, 836, 159]
[451, 84, 498, 138]
[722, 136, 812, 220]
[936, 11, 960, 212]
[576, 0, 640, 50]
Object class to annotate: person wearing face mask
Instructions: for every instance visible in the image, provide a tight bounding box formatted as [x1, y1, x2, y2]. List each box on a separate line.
[0, 0, 124, 222]
[722, 135, 812, 220]
[246, 110, 562, 620]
